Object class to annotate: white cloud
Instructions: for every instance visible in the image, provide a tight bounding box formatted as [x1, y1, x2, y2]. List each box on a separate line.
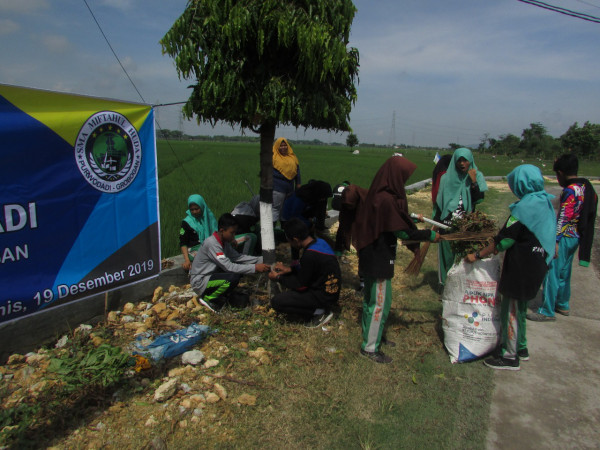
[99, 0, 136, 12]
[0, 18, 19, 34]
[40, 34, 70, 53]
[0, 0, 49, 13]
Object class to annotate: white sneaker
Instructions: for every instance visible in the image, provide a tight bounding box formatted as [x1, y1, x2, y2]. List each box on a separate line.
[198, 297, 218, 313]
[305, 311, 334, 328]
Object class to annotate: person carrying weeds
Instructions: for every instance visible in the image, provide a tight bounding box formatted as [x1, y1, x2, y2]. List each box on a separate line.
[434, 148, 488, 287]
[353, 156, 439, 364]
[465, 165, 555, 370]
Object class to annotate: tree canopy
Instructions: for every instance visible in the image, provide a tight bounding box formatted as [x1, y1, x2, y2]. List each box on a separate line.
[160, 0, 359, 133]
[346, 133, 358, 149]
[161, 0, 360, 264]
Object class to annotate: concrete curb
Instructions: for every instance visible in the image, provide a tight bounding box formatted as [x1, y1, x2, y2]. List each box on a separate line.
[0, 256, 190, 363]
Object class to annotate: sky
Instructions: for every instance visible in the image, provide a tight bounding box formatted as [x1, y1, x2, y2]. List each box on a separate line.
[2, 0, 600, 148]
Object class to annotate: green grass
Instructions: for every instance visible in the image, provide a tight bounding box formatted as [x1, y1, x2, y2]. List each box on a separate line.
[4, 181, 534, 449]
[152, 185, 501, 449]
[156, 139, 599, 258]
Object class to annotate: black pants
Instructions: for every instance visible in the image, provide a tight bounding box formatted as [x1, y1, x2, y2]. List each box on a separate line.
[271, 290, 323, 319]
[203, 272, 242, 307]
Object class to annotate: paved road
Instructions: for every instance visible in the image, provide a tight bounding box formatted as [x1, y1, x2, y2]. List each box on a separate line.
[486, 186, 600, 449]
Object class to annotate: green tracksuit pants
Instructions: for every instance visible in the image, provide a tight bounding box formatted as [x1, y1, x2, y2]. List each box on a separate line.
[500, 294, 528, 360]
[361, 277, 392, 353]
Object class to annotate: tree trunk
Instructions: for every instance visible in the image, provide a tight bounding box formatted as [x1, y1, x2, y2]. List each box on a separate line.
[259, 123, 276, 266]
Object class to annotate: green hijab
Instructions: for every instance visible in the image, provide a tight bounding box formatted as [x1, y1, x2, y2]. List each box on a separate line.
[507, 165, 556, 264]
[436, 147, 488, 219]
[183, 194, 218, 243]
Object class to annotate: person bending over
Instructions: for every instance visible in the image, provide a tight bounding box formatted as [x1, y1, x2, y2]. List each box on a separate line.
[190, 213, 270, 312]
[269, 218, 341, 328]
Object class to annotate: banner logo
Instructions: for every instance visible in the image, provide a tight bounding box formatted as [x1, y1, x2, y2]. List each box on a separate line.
[75, 111, 142, 193]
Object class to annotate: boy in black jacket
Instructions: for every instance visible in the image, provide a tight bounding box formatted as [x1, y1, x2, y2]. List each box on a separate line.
[269, 218, 341, 327]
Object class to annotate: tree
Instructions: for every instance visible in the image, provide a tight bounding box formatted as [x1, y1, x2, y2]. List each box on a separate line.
[161, 0, 359, 264]
[520, 122, 556, 158]
[560, 121, 600, 160]
[489, 134, 521, 157]
[346, 133, 359, 151]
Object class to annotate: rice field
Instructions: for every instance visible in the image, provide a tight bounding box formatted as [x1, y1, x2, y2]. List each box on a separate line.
[157, 139, 593, 258]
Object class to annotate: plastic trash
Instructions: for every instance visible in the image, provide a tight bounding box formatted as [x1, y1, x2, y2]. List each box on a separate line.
[133, 323, 215, 361]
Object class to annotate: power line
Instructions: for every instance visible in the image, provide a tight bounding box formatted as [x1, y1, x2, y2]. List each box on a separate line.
[82, 0, 147, 103]
[82, 0, 201, 191]
[573, 0, 600, 11]
[517, 0, 600, 23]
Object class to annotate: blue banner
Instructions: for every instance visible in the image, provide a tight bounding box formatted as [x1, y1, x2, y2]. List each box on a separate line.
[0, 85, 160, 324]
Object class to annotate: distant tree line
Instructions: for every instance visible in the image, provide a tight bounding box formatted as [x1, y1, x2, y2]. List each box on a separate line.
[466, 122, 600, 160]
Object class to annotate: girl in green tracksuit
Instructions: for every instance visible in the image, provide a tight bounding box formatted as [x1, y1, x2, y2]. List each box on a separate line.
[353, 156, 439, 364]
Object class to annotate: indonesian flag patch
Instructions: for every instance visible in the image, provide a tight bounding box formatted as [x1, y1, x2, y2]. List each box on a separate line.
[215, 252, 226, 260]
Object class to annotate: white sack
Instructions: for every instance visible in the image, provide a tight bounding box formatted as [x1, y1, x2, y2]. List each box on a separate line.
[442, 255, 502, 363]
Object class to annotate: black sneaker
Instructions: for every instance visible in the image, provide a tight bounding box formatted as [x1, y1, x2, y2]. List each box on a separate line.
[517, 348, 529, 361]
[360, 349, 392, 364]
[484, 356, 520, 371]
[304, 311, 334, 328]
[526, 312, 556, 322]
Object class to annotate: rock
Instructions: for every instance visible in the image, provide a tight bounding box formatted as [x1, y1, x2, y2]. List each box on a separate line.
[166, 310, 180, 321]
[182, 350, 205, 366]
[134, 326, 148, 336]
[154, 379, 178, 402]
[7, 354, 25, 365]
[168, 285, 177, 293]
[28, 380, 50, 397]
[152, 286, 164, 303]
[144, 316, 156, 328]
[90, 335, 106, 347]
[137, 302, 150, 311]
[203, 359, 219, 369]
[205, 392, 220, 403]
[151, 301, 167, 313]
[178, 420, 188, 429]
[193, 408, 203, 417]
[121, 315, 135, 323]
[180, 398, 192, 409]
[180, 383, 192, 393]
[248, 347, 268, 358]
[168, 366, 194, 378]
[15, 366, 35, 383]
[237, 394, 257, 406]
[145, 416, 158, 427]
[213, 383, 227, 400]
[107, 311, 119, 322]
[123, 302, 135, 313]
[190, 394, 206, 405]
[55, 335, 69, 348]
[25, 353, 50, 367]
[74, 324, 93, 336]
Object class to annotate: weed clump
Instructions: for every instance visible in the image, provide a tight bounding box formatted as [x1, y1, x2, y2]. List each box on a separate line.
[448, 211, 497, 261]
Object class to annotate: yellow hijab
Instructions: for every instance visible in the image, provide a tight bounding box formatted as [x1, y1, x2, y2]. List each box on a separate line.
[272, 137, 299, 180]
